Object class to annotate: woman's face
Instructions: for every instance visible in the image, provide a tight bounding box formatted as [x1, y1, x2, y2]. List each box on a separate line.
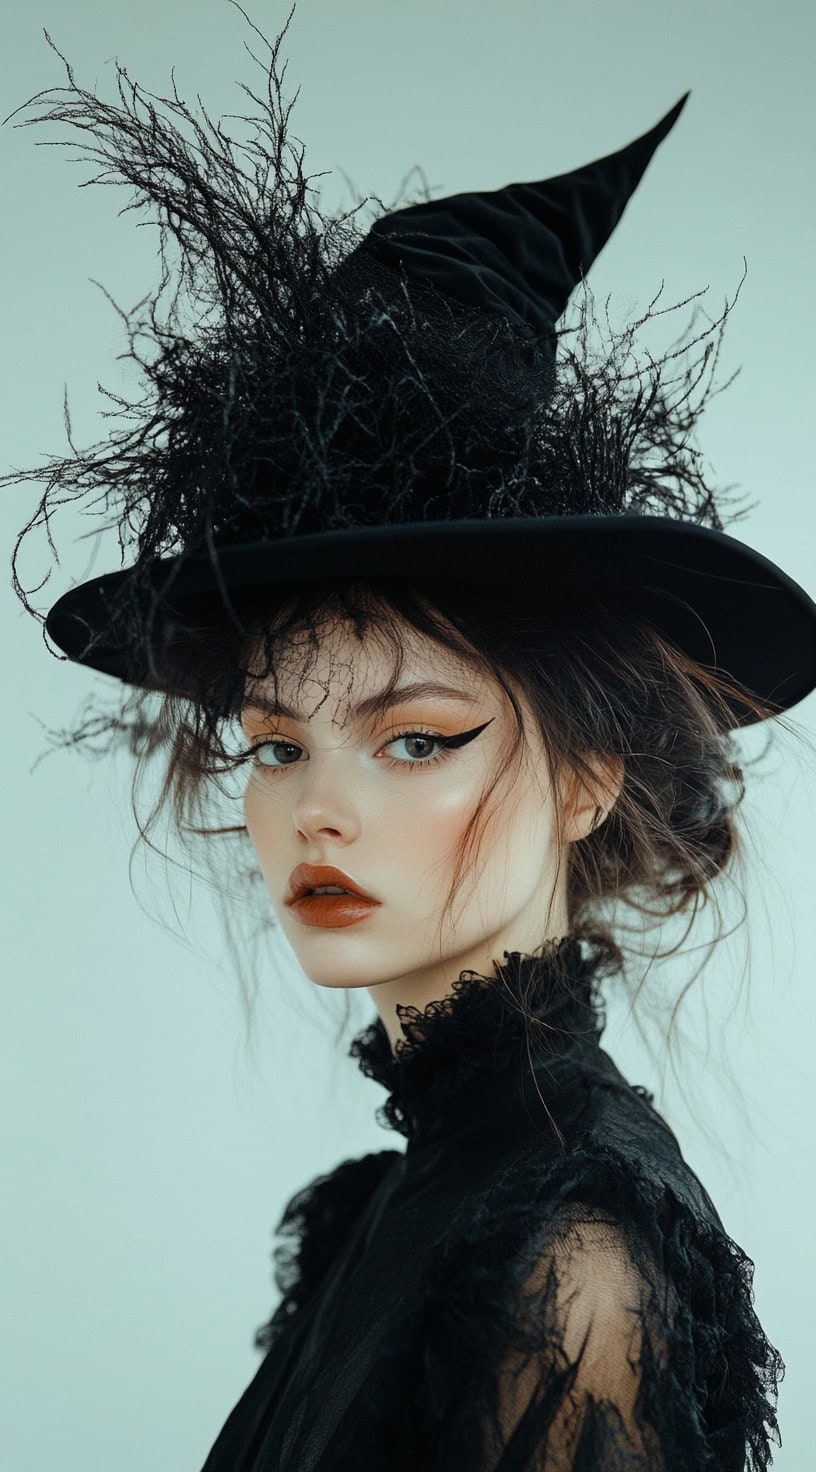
[239, 614, 587, 1026]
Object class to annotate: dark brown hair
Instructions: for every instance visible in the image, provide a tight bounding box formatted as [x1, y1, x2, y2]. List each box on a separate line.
[93, 573, 792, 1084]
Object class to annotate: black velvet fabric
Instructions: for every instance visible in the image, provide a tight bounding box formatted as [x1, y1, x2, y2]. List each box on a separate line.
[200, 937, 783, 1470]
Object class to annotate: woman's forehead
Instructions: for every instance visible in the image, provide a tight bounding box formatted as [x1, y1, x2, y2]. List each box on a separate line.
[242, 616, 488, 722]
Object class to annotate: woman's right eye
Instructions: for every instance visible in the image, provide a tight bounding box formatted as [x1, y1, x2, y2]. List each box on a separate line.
[251, 740, 303, 768]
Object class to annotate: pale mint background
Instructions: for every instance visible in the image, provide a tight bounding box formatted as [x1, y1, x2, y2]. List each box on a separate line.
[2, 2, 815, 1468]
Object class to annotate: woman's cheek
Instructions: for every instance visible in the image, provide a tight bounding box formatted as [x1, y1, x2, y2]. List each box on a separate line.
[388, 771, 479, 846]
[375, 785, 482, 918]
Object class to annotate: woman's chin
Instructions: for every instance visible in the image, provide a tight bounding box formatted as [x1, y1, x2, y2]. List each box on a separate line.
[283, 930, 406, 992]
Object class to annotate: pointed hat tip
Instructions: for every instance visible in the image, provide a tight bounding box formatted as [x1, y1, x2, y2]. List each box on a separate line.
[611, 91, 690, 174]
[661, 91, 691, 129]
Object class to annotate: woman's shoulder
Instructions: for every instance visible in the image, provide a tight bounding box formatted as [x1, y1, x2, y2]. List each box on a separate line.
[561, 1051, 727, 1229]
[406, 1073, 784, 1469]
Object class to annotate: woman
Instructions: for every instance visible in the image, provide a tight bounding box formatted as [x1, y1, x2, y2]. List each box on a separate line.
[8, 12, 815, 1469]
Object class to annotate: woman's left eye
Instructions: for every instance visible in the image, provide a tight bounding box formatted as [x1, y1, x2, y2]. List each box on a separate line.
[384, 731, 448, 766]
[383, 720, 493, 767]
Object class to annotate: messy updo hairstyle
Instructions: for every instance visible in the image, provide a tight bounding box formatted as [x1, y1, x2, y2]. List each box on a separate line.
[129, 571, 780, 1061]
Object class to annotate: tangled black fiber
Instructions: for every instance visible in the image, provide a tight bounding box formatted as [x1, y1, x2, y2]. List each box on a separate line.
[5, 1, 751, 757]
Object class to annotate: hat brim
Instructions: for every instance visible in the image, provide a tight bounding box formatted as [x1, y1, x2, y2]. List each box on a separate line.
[45, 514, 816, 726]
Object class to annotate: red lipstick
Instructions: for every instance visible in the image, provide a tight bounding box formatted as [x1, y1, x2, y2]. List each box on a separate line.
[290, 894, 379, 927]
[285, 863, 380, 929]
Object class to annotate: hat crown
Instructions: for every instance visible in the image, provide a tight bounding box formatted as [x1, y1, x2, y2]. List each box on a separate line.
[355, 95, 689, 340]
[205, 96, 692, 548]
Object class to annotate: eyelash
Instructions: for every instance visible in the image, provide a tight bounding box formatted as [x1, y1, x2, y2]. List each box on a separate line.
[245, 724, 484, 775]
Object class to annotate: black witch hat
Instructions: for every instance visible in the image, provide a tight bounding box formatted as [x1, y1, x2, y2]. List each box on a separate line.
[11, 31, 816, 726]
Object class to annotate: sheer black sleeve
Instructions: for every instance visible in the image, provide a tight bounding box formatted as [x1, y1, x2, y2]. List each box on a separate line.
[479, 1203, 677, 1470]
[455, 1176, 781, 1472]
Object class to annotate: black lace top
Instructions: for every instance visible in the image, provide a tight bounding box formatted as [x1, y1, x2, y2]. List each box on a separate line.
[200, 936, 783, 1470]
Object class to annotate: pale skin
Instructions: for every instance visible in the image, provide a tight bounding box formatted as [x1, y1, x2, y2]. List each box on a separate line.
[240, 615, 623, 1056]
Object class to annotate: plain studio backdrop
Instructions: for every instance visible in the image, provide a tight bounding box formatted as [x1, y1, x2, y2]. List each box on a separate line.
[2, 3, 814, 1468]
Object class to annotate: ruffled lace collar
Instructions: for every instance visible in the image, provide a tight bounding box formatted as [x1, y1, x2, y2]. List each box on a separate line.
[348, 933, 615, 1144]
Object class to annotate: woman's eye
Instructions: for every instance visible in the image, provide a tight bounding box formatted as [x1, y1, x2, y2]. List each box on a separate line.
[386, 732, 444, 762]
[252, 740, 302, 767]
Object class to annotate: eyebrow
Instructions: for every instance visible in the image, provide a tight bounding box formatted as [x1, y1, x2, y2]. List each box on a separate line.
[240, 681, 478, 723]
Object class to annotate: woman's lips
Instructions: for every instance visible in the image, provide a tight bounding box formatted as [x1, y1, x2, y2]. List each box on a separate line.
[289, 893, 380, 928]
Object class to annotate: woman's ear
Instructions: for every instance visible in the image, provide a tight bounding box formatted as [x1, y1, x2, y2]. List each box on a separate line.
[560, 753, 624, 844]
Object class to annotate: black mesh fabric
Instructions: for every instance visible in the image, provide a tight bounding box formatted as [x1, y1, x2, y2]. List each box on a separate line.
[200, 938, 783, 1470]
